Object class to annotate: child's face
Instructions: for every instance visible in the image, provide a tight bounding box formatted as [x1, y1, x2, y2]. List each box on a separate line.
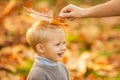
[42, 29, 66, 62]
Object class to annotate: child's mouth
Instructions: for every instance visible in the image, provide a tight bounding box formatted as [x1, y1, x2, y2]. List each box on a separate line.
[58, 53, 63, 57]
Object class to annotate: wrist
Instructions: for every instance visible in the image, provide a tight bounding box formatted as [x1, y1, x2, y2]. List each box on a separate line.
[79, 8, 90, 18]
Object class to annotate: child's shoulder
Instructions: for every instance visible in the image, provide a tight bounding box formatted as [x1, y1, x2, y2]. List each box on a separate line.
[57, 62, 67, 69]
[57, 62, 65, 65]
[57, 62, 66, 65]
[27, 62, 46, 80]
[57, 62, 69, 76]
[30, 62, 45, 72]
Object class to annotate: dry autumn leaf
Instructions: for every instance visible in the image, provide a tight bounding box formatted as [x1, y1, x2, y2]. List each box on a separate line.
[23, 7, 67, 27]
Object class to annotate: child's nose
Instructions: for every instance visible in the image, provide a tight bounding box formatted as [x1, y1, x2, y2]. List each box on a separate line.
[61, 45, 66, 51]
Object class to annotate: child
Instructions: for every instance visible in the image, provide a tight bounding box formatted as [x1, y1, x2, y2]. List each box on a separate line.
[26, 21, 69, 80]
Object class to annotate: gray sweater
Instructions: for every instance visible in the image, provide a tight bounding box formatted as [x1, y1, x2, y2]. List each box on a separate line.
[27, 57, 69, 80]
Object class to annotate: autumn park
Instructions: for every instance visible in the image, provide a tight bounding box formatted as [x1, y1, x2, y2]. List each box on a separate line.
[0, 0, 120, 80]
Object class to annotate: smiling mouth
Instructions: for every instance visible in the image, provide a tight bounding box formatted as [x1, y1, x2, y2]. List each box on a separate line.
[58, 53, 64, 57]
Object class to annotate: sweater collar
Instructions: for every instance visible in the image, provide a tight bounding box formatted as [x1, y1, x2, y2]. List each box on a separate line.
[35, 55, 57, 66]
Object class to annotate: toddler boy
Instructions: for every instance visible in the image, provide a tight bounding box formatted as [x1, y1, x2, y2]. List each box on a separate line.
[26, 21, 69, 80]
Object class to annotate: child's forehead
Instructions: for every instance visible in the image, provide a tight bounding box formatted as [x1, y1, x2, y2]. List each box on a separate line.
[42, 28, 64, 38]
[44, 29, 65, 42]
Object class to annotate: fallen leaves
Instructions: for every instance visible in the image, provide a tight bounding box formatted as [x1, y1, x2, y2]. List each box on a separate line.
[0, 1, 120, 80]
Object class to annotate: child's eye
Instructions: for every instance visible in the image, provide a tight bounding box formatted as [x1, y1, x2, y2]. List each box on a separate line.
[63, 41, 66, 44]
[55, 43, 60, 46]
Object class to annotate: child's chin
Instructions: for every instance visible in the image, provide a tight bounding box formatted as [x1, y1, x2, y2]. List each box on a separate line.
[56, 58, 62, 62]
[53, 57, 63, 62]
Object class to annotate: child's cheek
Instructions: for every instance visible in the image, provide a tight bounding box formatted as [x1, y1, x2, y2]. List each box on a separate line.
[54, 46, 60, 52]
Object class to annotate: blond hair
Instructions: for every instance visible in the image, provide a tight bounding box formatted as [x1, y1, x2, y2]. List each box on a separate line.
[26, 21, 62, 52]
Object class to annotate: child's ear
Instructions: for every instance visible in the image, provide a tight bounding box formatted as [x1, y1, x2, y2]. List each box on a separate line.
[36, 43, 44, 53]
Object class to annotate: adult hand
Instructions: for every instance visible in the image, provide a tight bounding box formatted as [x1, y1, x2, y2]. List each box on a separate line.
[59, 4, 87, 19]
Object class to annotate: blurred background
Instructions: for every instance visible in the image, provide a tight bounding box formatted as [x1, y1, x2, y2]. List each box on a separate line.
[0, 0, 120, 80]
